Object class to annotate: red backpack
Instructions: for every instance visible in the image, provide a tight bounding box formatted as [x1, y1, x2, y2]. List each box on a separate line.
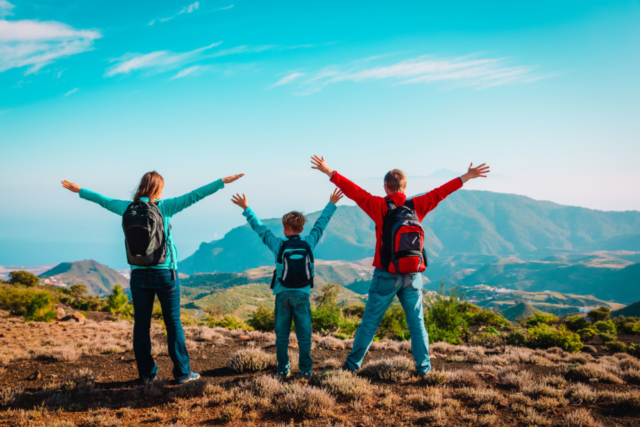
[381, 199, 428, 274]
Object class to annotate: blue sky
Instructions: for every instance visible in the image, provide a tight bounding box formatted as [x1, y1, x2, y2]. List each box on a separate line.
[1, 0, 639, 269]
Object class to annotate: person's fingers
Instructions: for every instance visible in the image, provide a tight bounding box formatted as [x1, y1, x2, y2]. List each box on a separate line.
[477, 163, 486, 168]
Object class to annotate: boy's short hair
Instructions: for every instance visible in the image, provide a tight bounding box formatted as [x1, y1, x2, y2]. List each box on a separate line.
[384, 169, 407, 193]
[282, 211, 306, 233]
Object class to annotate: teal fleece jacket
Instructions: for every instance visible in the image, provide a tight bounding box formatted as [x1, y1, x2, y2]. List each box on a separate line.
[79, 179, 225, 271]
[242, 203, 337, 295]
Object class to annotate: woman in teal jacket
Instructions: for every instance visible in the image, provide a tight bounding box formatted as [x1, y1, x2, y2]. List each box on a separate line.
[62, 171, 243, 383]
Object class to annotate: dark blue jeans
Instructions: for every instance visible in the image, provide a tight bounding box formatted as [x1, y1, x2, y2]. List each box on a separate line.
[130, 269, 191, 381]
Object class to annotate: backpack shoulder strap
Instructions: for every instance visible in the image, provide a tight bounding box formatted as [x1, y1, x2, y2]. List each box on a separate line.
[385, 199, 396, 213]
[404, 198, 415, 211]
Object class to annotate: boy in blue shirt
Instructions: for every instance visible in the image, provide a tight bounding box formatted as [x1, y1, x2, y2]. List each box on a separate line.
[231, 189, 344, 378]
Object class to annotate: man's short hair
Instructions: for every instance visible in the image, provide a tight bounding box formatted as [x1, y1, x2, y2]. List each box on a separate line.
[282, 211, 306, 233]
[384, 169, 407, 193]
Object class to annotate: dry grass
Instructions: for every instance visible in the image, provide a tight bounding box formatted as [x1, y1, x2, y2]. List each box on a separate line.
[596, 389, 640, 411]
[320, 357, 342, 369]
[560, 409, 602, 427]
[361, 356, 414, 382]
[501, 370, 534, 390]
[316, 336, 346, 350]
[275, 384, 335, 418]
[565, 383, 597, 404]
[569, 363, 625, 384]
[319, 369, 373, 401]
[226, 347, 277, 373]
[442, 369, 481, 388]
[241, 375, 283, 398]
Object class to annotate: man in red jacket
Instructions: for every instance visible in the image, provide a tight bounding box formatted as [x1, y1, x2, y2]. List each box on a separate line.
[311, 155, 490, 375]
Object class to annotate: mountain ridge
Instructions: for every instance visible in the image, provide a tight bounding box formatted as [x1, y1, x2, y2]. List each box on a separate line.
[39, 260, 129, 295]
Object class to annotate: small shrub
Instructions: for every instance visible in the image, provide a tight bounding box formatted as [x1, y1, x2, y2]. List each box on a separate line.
[561, 408, 602, 427]
[525, 312, 559, 327]
[593, 320, 616, 334]
[24, 292, 58, 322]
[0, 386, 24, 406]
[528, 324, 583, 353]
[226, 347, 276, 372]
[443, 369, 480, 388]
[521, 407, 549, 426]
[464, 309, 507, 327]
[597, 389, 640, 411]
[469, 331, 504, 348]
[587, 307, 610, 322]
[320, 369, 373, 400]
[317, 336, 346, 350]
[9, 271, 40, 287]
[276, 384, 335, 418]
[502, 370, 534, 391]
[577, 328, 598, 341]
[242, 375, 283, 398]
[361, 356, 414, 382]
[605, 340, 627, 353]
[247, 305, 275, 331]
[505, 328, 530, 346]
[208, 314, 252, 330]
[565, 383, 597, 404]
[568, 363, 624, 384]
[106, 285, 133, 319]
[565, 315, 590, 331]
[220, 405, 243, 423]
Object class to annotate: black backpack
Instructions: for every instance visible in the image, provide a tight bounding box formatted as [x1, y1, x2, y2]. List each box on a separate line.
[380, 199, 428, 274]
[122, 200, 168, 267]
[271, 236, 315, 289]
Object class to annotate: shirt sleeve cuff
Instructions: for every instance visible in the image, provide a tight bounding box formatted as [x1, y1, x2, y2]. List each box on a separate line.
[458, 177, 464, 186]
[242, 207, 253, 218]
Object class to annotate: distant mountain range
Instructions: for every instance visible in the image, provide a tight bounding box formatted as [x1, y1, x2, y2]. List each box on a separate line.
[181, 189, 640, 276]
[39, 260, 128, 295]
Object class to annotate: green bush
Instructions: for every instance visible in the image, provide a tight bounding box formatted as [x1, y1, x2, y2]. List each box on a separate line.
[565, 315, 590, 331]
[587, 306, 611, 322]
[247, 305, 275, 331]
[528, 324, 583, 353]
[525, 312, 559, 327]
[577, 328, 598, 341]
[628, 343, 640, 357]
[505, 328, 530, 346]
[9, 271, 40, 287]
[24, 292, 58, 322]
[464, 308, 508, 327]
[312, 283, 342, 333]
[424, 283, 467, 344]
[342, 305, 365, 318]
[617, 321, 640, 335]
[208, 314, 253, 330]
[598, 333, 616, 344]
[106, 284, 133, 318]
[469, 331, 505, 348]
[377, 305, 409, 340]
[180, 311, 199, 326]
[593, 319, 617, 334]
[605, 341, 627, 353]
[0, 285, 53, 315]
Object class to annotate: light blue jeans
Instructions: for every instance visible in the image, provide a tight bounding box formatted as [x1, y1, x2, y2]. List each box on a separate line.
[275, 290, 313, 375]
[345, 268, 431, 375]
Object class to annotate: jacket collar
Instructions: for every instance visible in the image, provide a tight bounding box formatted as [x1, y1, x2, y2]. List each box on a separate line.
[139, 197, 160, 203]
[286, 234, 301, 240]
[385, 192, 407, 206]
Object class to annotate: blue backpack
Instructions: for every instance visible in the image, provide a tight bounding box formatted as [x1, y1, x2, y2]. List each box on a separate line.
[271, 235, 315, 289]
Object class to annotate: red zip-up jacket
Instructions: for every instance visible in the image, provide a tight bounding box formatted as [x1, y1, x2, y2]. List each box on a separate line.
[330, 171, 463, 270]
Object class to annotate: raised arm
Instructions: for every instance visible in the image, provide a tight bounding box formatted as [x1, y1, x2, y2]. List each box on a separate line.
[311, 155, 384, 221]
[231, 193, 282, 256]
[62, 180, 130, 216]
[305, 189, 342, 249]
[162, 174, 244, 216]
[412, 162, 491, 220]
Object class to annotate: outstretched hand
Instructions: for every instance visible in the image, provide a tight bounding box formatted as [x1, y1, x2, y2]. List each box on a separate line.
[231, 193, 249, 210]
[223, 174, 245, 184]
[61, 180, 81, 193]
[461, 163, 491, 183]
[329, 189, 344, 204]
[311, 155, 334, 178]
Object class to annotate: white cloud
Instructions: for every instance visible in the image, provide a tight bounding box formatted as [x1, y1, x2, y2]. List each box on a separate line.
[178, 2, 199, 14]
[105, 42, 221, 77]
[275, 54, 546, 94]
[171, 65, 201, 79]
[272, 72, 304, 87]
[0, 0, 15, 18]
[64, 87, 78, 96]
[213, 5, 233, 11]
[151, 1, 200, 25]
[0, 20, 101, 74]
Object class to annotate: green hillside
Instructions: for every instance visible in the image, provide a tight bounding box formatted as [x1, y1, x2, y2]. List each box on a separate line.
[39, 260, 128, 296]
[501, 301, 544, 322]
[180, 189, 640, 275]
[612, 301, 640, 318]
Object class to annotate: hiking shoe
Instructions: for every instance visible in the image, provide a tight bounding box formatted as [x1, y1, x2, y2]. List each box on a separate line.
[177, 372, 200, 384]
[298, 371, 313, 380]
[277, 372, 290, 382]
[340, 363, 357, 373]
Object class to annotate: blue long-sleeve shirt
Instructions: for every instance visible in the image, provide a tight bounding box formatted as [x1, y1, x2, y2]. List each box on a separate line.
[242, 203, 337, 295]
[79, 179, 225, 271]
